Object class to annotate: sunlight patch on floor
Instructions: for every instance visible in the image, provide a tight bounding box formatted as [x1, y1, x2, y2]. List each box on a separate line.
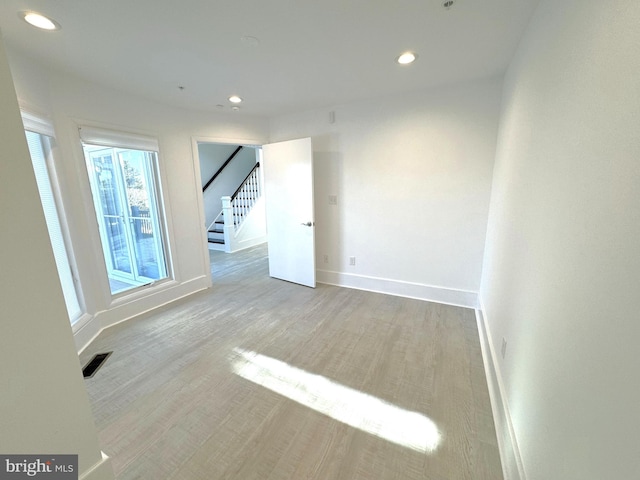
[231, 348, 441, 453]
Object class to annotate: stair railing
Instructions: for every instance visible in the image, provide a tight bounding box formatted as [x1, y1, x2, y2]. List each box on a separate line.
[229, 162, 261, 228]
[202, 146, 243, 192]
[218, 162, 261, 249]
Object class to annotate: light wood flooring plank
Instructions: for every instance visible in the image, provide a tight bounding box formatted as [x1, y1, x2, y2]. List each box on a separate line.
[80, 244, 502, 479]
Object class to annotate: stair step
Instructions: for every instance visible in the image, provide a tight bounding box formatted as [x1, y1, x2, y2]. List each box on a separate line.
[208, 228, 223, 233]
[208, 238, 224, 244]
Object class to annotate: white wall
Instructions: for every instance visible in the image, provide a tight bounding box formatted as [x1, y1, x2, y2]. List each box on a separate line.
[6, 48, 270, 350]
[479, 1, 640, 479]
[0, 36, 113, 480]
[270, 78, 502, 307]
[199, 144, 239, 188]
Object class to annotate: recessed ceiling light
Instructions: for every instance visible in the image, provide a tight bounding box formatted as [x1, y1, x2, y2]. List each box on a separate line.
[229, 95, 243, 103]
[231, 106, 241, 112]
[397, 52, 417, 65]
[22, 12, 60, 30]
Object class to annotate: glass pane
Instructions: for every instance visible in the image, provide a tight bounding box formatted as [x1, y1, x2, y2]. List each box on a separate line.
[119, 150, 166, 280]
[92, 152, 132, 274]
[106, 215, 133, 274]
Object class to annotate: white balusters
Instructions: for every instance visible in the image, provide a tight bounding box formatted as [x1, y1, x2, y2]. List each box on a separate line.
[229, 165, 261, 230]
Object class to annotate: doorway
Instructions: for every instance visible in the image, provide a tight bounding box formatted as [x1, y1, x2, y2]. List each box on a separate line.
[194, 137, 316, 288]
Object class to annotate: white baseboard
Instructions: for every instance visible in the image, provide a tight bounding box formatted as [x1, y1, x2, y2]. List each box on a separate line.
[316, 269, 478, 308]
[79, 452, 113, 480]
[230, 235, 267, 253]
[475, 301, 526, 480]
[74, 314, 102, 354]
[208, 237, 266, 253]
[75, 275, 210, 353]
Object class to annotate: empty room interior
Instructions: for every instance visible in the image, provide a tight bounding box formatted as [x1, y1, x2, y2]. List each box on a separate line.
[1, 1, 638, 479]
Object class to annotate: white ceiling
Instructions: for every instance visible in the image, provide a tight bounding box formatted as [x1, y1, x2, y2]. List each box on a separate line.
[0, 0, 540, 117]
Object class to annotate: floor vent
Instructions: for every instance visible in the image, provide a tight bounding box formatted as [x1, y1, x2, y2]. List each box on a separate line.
[83, 352, 112, 378]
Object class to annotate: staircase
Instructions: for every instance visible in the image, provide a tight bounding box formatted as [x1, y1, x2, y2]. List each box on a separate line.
[207, 162, 263, 252]
[207, 217, 225, 245]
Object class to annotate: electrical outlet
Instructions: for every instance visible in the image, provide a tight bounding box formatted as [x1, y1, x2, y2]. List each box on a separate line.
[328, 195, 337, 205]
[349, 256, 356, 266]
[501, 338, 507, 359]
[323, 254, 329, 264]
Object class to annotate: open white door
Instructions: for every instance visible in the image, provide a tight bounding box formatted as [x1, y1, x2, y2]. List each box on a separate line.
[262, 137, 315, 287]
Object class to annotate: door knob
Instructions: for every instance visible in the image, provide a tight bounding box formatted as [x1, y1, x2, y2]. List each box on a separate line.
[301, 221, 314, 227]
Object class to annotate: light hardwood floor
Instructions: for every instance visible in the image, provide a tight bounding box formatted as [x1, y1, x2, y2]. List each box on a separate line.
[80, 244, 502, 479]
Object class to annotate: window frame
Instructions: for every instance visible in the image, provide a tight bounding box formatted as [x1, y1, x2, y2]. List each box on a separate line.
[79, 126, 173, 297]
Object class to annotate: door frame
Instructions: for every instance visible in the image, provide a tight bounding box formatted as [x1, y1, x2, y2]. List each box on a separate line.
[191, 135, 265, 282]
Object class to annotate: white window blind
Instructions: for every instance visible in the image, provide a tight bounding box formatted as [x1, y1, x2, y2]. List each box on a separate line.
[25, 130, 83, 324]
[79, 126, 159, 152]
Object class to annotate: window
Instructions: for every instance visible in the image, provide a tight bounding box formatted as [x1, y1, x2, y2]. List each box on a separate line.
[80, 127, 170, 295]
[22, 113, 83, 324]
